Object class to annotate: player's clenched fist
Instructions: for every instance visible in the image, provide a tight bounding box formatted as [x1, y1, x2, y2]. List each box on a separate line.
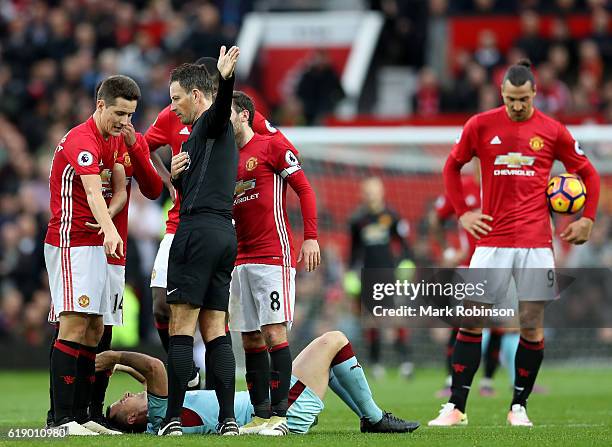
[170, 151, 190, 181]
[217, 45, 240, 80]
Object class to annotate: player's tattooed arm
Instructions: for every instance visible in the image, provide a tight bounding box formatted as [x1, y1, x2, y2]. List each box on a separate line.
[96, 350, 168, 396]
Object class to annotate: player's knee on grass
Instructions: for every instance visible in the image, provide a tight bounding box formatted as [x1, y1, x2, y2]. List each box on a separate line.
[242, 331, 266, 350]
[261, 323, 288, 347]
[152, 287, 170, 323]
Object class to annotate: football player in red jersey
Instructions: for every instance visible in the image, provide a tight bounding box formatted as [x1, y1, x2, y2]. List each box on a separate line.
[44, 75, 140, 435]
[47, 124, 163, 433]
[225, 91, 320, 436]
[429, 60, 600, 427]
[431, 166, 515, 399]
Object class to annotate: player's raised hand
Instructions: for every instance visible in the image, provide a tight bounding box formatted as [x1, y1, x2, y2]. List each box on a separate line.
[217, 45, 240, 80]
[121, 123, 137, 147]
[560, 217, 593, 245]
[104, 227, 124, 259]
[459, 210, 493, 240]
[171, 152, 190, 180]
[298, 239, 321, 272]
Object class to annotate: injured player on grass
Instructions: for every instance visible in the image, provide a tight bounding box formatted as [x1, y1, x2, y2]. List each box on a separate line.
[95, 331, 420, 435]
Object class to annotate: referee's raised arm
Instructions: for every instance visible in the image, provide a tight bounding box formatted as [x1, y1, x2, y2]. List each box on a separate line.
[200, 46, 240, 138]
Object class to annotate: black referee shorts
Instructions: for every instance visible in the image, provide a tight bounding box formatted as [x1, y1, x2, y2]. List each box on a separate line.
[166, 214, 237, 311]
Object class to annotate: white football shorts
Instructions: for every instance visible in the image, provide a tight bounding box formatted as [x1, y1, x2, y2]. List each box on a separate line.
[150, 233, 174, 289]
[229, 264, 295, 332]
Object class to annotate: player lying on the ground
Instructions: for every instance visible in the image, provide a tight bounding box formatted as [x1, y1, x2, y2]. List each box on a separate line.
[96, 331, 419, 435]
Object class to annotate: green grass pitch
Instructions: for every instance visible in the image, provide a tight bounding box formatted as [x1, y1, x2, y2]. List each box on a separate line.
[0, 366, 611, 446]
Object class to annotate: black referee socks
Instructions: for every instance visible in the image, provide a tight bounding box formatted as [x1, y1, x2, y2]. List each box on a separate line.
[165, 335, 194, 420]
[206, 335, 236, 423]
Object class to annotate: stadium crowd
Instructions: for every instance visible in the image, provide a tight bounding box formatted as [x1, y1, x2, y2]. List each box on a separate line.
[0, 0, 611, 348]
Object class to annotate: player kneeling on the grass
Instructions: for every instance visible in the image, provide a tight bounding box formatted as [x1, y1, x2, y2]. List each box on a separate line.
[98, 331, 420, 435]
[227, 91, 320, 435]
[428, 60, 600, 428]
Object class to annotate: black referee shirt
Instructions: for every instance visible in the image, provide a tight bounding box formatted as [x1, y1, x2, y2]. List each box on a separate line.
[176, 74, 237, 220]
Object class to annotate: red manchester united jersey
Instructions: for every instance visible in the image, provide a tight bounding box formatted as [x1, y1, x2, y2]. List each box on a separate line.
[450, 106, 589, 248]
[145, 105, 191, 234]
[46, 116, 120, 248]
[234, 133, 303, 267]
[435, 176, 481, 263]
[106, 147, 133, 266]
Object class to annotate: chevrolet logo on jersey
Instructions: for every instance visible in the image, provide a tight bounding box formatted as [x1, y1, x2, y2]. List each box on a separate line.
[494, 153, 535, 168]
[494, 152, 536, 176]
[234, 179, 256, 198]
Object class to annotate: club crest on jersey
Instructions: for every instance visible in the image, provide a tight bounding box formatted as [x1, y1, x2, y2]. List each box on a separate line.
[123, 154, 131, 167]
[285, 150, 299, 166]
[78, 295, 90, 308]
[77, 151, 93, 167]
[234, 179, 256, 198]
[246, 156, 258, 171]
[529, 136, 544, 151]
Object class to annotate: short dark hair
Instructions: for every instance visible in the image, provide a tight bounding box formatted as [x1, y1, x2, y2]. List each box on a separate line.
[503, 59, 536, 89]
[96, 75, 141, 106]
[232, 91, 255, 128]
[170, 63, 214, 96]
[194, 57, 220, 92]
[105, 405, 145, 433]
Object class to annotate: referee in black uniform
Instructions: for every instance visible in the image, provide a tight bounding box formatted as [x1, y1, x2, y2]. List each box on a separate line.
[158, 46, 240, 436]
